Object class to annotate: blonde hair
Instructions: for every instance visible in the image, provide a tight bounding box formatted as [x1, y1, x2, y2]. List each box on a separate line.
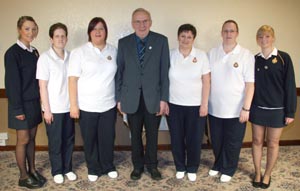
[256, 25, 275, 39]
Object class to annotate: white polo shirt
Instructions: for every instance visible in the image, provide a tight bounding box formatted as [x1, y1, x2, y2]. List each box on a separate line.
[68, 42, 117, 113]
[208, 44, 254, 118]
[169, 47, 210, 106]
[36, 47, 70, 113]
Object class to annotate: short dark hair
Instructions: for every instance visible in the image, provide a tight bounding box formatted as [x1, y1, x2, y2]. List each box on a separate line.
[87, 17, 108, 42]
[222, 19, 239, 32]
[177, 24, 197, 38]
[49, 22, 68, 38]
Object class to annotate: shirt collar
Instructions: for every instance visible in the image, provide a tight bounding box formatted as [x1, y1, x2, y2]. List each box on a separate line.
[17, 39, 35, 52]
[220, 43, 241, 55]
[49, 47, 68, 61]
[135, 34, 149, 44]
[177, 47, 196, 57]
[257, 48, 278, 59]
[87, 42, 107, 52]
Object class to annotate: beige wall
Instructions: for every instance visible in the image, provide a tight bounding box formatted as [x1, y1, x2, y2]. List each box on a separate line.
[0, 0, 300, 87]
[0, 98, 299, 146]
[0, 0, 299, 146]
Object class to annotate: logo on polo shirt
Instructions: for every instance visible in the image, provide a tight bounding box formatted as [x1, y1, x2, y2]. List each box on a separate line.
[272, 57, 277, 64]
[107, 55, 112, 60]
[192, 57, 197, 63]
[233, 62, 239, 68]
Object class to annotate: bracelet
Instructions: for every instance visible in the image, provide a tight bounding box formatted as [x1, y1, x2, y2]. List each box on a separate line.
[242, 107, 250, 112]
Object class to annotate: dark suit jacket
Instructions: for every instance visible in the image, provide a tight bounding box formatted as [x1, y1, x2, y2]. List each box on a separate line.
[116, 31, 170, 114]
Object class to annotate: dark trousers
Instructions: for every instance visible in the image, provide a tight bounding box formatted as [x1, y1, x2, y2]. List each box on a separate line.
[208, 115, 246, 176]
[167, 103, 206, 173]
[45, 112, 75, 176]
[127, 96, 161, 170]
[79, 107, 116, 175]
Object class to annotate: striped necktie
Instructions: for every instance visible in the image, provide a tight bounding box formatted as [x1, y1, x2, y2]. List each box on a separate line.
[138, 40, 145, 64]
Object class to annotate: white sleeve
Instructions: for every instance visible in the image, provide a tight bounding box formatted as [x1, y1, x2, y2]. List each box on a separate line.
[68, 48, 82, 77]
[243, 51, 255, 82]
[201, 52, 211, 75]
[36, 53, 49, 80]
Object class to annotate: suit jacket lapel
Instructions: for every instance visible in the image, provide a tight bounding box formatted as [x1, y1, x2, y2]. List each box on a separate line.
[143, 31, 156, 67]
[128, 34, 140, 68]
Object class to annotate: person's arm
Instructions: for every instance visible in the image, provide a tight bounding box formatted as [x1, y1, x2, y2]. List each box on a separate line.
[199, 73, 210, 117]
[115, 40, 125, 114]
[239, 82, 254, 123]
[39, 80, 53, 124]
[4, 48, 25, 120]
[69, 76, 80, 119]
[282, 52, 297, 124]
[158, 36, 170, 116]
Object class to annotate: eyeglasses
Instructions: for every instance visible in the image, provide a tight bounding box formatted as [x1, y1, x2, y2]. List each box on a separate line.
[133, 19, 150, 25]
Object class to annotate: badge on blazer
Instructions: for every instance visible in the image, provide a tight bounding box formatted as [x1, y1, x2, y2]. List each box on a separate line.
[272, 57, 277, 64]
[264, 65, 268, 70]
[107, 55, 112, 60]
[233, 62, 239, 68]
[192, 57, 197, 63]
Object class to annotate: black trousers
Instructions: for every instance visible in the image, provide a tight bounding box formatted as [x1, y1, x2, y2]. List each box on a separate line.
[45, 112, 75, 176]
[127, 96, 161, 170]
[208, 114, 246, 176]
[79, 107, 116, 176]
[167, 103, 206, 173]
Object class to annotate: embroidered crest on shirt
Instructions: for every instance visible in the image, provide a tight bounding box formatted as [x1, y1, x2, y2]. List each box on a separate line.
[272, 57, 277, 64]
[192, 57, 197, 63]
[107, 55, 112, 60]
[233, 62, 239, 68]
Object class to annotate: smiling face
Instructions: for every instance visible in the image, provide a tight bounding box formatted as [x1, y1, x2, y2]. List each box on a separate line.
[221, 22, 239, 45]
[178, 30, 195, 50]
[18, 20, 38, 46]
[90, 21, 106, 45]
[51, 28, 67, 50]
[257, 32, 275, 50]
[132, 10, 152, 39]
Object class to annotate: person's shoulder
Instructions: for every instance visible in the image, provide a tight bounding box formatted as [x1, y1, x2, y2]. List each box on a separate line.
[106, 43, 117, 50]
[277, 50, 290, 58]
[150, 31, 167, 40]
[119, 33, 134, 42]
[5, 43, 19, 55]
[71, 43, 89, 54]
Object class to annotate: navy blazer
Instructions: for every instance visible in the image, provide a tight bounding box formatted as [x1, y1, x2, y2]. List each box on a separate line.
[116, 31, 170, 114]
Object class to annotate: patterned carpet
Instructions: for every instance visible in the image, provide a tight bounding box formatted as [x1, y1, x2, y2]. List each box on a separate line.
[0, 146, 300, 191]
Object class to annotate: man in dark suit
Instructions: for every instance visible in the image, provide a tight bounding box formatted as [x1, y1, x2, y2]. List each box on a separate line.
[116, 8, 170, 180]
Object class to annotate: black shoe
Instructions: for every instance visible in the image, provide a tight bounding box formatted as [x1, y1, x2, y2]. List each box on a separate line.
[252, 175, 262, 188]
[261, 177, 271, 189]
[252, 180, 261, 188]
[29, 171, 46, 186]
[19, 176, 41, 189]
[130, 168, 144, 180]
[149, 168, 162, 180]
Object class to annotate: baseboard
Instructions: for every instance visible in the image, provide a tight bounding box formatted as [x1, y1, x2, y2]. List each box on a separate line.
[1, 140, 299, 151]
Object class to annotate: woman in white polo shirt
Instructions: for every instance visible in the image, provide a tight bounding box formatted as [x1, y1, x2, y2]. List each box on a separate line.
[208, 20, 255, 182]
[68, 17, 118, 182]
[167, 24, 210, 182]
[37, 23, 76, 184]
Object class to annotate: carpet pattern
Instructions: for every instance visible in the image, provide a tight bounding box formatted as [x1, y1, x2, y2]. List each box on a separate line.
[0, 146, 300, 190]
